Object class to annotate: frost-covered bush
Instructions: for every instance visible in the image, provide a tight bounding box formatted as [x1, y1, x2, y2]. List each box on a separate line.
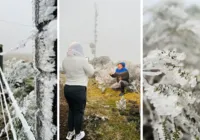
[94, 62, 116, 91]
[116, 96, 126, 110]
[91, 57, 140, 92]
[123, 61, 140, 92]
[144, 0, 200, 68]
[0, 59, 37, 139]
[144, 1, 200, 139]
[143, 49, 200, 140]
[4, 59, 34, 89]
[90, 56, 111, 69]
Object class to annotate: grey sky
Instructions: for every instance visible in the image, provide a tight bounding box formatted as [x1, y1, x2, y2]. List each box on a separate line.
[144, 0, 200, 28]
[144, 0, 200, 7]
[1, 0, 197, 61]
[60, 0, 141, 64]
[0, 0, 33, 54]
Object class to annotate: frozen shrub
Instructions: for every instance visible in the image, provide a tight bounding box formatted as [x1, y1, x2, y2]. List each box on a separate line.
[116, 96, 126, 110]
[0, 59, 36, 139]
[90, 56, 111, 69]
[94, 62, 116, 90]
[91, 57, 140, 92]
[4, 59, 34, 89]
[144, 1, 200, 139]
[144, 0, 200, 68]
[143, 49, 200, 140]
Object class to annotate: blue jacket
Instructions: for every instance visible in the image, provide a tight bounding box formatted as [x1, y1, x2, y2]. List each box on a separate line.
[111, 62, 129, 82]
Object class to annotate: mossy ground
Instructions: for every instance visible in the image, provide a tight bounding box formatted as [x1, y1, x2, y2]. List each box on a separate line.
[60, 74, 140, 140]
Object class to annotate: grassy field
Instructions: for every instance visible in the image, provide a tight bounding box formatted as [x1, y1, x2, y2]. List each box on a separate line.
[60, 74, 140, 140]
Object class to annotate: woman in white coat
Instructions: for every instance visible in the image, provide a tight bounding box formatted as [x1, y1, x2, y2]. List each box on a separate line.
[62, 42, 94, 140]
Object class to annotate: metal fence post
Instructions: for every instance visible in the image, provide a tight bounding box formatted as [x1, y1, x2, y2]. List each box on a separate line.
[0, 44, 3, 71]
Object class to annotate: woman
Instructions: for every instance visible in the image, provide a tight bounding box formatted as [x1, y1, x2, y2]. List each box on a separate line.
[63, 42, 94, 140]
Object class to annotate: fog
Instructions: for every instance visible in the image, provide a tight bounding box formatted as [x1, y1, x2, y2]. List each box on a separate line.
[60, 0, 141, 64]
[0, 0, 33, 54]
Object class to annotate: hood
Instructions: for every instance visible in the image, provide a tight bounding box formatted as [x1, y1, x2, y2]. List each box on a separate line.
[115, 62, 128, 73]
[67, 42, 84, 57]
[119, 62, 126, 68]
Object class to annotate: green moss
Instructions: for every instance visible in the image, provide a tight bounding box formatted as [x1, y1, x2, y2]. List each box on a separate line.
[172, 128, 180, 140]
[23, 77, 34, 93]
[83, 78, 140, 140]
[163, 118, 171, 140]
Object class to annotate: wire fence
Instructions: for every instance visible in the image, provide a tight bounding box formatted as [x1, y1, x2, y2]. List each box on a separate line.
[0, 45, 36, 140]
[0, 0, 57, 139]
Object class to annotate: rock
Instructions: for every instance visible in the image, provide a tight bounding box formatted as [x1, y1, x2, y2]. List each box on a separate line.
[103, 105, 110, 108]
[84, 114, 109, 122]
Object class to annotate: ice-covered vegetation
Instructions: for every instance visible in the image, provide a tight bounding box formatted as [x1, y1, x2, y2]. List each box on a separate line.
[0, 0, 57, 139]
[91, 56, 140, 93]
[143, 0, 200, 139]
[0, 59, 36, 139]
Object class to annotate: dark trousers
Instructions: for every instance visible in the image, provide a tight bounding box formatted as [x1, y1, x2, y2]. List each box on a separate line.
[64, 85, 86, 134]
[120, 82, 125, 93]
[111, 80, 129, 93]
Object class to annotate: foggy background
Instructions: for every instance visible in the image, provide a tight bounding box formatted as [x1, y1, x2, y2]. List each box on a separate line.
[144, 0, 200, 22]
[144, 0, 199, 7]
[0, 0, 33, 55]
[60, 0, 141, 64]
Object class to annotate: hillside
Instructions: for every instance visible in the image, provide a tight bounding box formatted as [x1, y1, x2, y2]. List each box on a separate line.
[4, 53, 32, 62]
[60, 74, 140, 140]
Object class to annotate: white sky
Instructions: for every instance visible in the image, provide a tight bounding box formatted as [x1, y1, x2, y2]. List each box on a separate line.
[0, 0, 33, 54]
[144, 0, 200, 8]
[60, 0, 141, 64]
[0, 0, 199, 59]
